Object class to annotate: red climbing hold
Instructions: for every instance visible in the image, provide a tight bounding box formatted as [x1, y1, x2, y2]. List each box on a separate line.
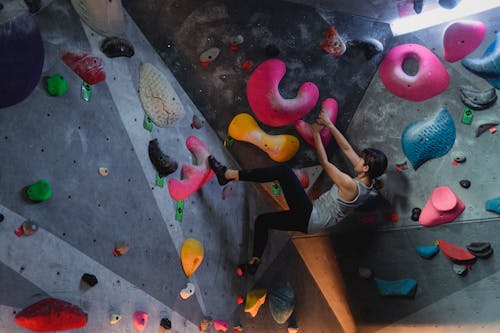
[438, 240, 476, 262]
[14, 298, 87, 332]
[60, 50, 106, 85]
[241, 60, 253, 71]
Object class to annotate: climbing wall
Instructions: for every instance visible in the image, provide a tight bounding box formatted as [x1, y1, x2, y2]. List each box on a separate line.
[122, 0, 392, 169]
[333, 6, 500, 332]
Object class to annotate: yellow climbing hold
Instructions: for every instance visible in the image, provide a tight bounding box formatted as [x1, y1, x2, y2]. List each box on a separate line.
[180, 238, 204, 278]
[244, 288, 267, 317]
[228, 113, 300, 162]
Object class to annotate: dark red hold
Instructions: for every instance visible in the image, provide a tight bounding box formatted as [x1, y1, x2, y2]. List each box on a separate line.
[241, 60, 253, 71]
[230, 44, 238, 51]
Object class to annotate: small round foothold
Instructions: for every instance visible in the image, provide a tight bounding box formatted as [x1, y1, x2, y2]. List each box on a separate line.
[358, 267, 373, 279]
[453, 264, 467, 276]
[411, 207, 421, 221]
[453, 152, 466, 163]
[459, 179, 471, 189]
[98, 167, 109, 176]
[109, 314, 121, 324]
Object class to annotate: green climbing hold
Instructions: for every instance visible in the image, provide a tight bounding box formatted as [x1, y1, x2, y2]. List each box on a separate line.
[26, 180, 52, 202]
[46, 74, 69, 96]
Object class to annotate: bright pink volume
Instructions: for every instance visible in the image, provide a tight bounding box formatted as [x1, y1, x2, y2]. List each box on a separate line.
[14, 298, 88, 332]
[295, 98, 338, 147]
[168, 136, 214, 201]
[379, 44, 450, 101]
[419, 186, 465, 227]
[247, 59, 319, 127]
[133, 311, 148, 331]
[443, 20, 486, 62]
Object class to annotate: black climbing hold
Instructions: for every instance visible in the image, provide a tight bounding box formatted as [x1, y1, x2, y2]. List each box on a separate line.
[0, 3, 3, 11]
[467, 242, 491, 253]
[265, 44, 280, 58]
[411, 207, 421, 221]
[81, 273, 98, 287]
[148, 139, 178, 177]
[24, 0, 41, 13]
[101, 37, 135, 58]
[413, 0, 423, 13]
[459, 86, 497, 111]
[476, 123, 499, 137]
[467, 242, 494, 258]
[160, 317, 172, 330]
[0, 213, 4, 222]
[346, 39, 384, 60]
[459, 179, 471, 189]
[454, 153, 466, 163]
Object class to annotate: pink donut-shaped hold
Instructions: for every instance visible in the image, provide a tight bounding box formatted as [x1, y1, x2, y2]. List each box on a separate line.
[295, 98, 338, 147]
[133, 311, 148, 331]
[443, 20, 486, 62]
[168, 136, 214, 201]
[379, 44, 450, 102]
[247, 59, 319, 127]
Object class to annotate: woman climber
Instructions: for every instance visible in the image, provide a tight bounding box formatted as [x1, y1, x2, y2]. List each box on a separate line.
[208, 109, 388, 276]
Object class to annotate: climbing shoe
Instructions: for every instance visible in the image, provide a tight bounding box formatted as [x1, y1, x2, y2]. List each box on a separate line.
[208, 155, 230, 186]
[237, 259, 260, 277]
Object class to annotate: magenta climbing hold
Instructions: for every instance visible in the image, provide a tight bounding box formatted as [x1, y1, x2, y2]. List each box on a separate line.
[213, 319, 229, 332]
[247, 59, 319, 127]
[419, 186, 465, 227]
[133, 311, 148, 331]
[295, 98, 338, 147]
[379, 44, 449, 101]
[167, 136, 214, 201]
[443, 20, 486, 62]
[61, 50, 106, 85]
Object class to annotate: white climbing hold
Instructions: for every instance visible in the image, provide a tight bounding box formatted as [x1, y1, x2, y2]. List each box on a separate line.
[98, 167, 109, 176]
[139, 63, 186, 127]
[109, 313, 121, 324]
[180, 282, 195, 300]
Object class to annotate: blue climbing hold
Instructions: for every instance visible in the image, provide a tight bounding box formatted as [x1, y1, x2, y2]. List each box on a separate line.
[401, 108, 456, 170]
[485, 197, 500, 214]
[416, 245, 440, 259]
[462, 33, 500, 89]
[375, 278, 417, 298]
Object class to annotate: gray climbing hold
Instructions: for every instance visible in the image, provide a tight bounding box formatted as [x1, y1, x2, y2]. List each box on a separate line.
[476, 123, 499, 137]
[453, 152, 466, 163]
[453, 264, 467, 276]
[467, 242, 494, 258]
[459, 86, 497, 110]
[199, 47, 220, 63]
[358, 267, 373, 279]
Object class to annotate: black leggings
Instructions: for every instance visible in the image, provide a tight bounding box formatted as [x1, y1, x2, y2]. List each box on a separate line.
[239, 164, 313, 258]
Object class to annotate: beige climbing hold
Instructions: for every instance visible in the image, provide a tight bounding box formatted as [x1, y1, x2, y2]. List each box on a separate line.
[22, 221, 38, 236]
[71, 0, 125, 37]
[199, 47, 220, 63]
[113, 242, 128, 256]
[244, 288, 267, 317]
[98, 167, 109, 176]
[139, 63, 185, 127]
[180, 282, 195, 300]
[199, 318, 212, 331]
[109, 313, 121, 325]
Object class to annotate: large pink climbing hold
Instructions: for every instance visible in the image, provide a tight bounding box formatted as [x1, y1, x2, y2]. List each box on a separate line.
[61, 50, 106, 85]
[247, 59, 319, 127]
[295, 98, 338, 147]
[419, 186, 465, 227]
[443, 20, 486, 62]
[379, 44, 450, 101]
[168, 136, 214, 201]
[14, 298, 88, 332]
[133, 311, 148, 331]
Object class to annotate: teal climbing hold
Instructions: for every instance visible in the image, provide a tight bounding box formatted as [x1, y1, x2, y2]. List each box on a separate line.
[26, 180, 52, 202]
[269, 282, 295, 324]
[375, 278, 417, 298]
[485, 197, 500, 214]
[416, 245, 440, 259]
[46, 74, 68, 96]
